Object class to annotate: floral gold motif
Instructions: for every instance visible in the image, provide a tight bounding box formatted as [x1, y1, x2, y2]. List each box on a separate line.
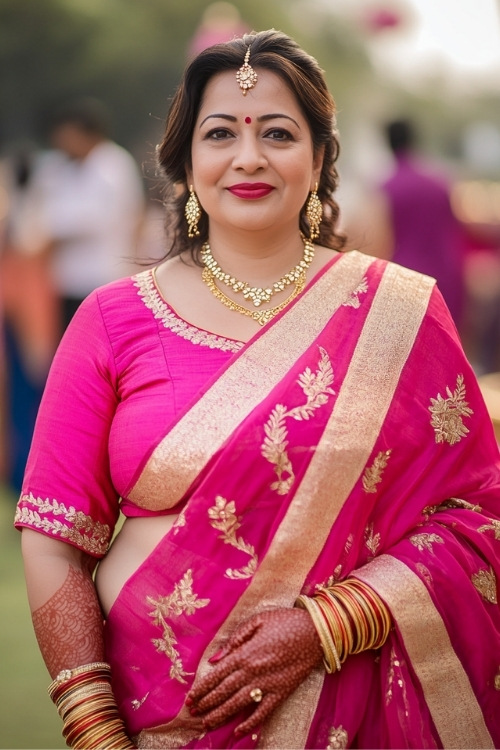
[429, 374, 473, 445]
[416, 562, 433, 587]
[147, 569, 210, 683]
[471, 566, 497, 604]
[15, 494, 110, 556]
[364, 522, 381, 556]
[495, 668, 500, 691]
[478, 519, 500, 540]
[131, 692, 150, 711]
[409, 532, 444, 552]
[362, 449, 392, 493]
[386, 647, 408, 707]
[327, 725, 348, 749]
[208, 496, 258, 579]
[442, 497, 482, 512]
[342, 276, 368, 308]
[261, 347, 335, 494]
[172, 505, 188, 534]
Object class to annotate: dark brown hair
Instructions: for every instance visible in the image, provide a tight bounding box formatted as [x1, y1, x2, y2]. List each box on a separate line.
[157, 29, 346, 259]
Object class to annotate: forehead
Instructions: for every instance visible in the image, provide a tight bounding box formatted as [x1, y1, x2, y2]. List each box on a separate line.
[196, 69, 305, 122]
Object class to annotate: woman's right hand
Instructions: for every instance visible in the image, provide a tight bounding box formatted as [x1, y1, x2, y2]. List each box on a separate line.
[186, 607, 323, 737]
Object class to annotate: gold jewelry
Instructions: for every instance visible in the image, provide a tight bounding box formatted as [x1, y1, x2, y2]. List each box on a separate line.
[295, 577, 392, 675]
[48, 663, 135, 749]
[236, 46, 258, 95]
[49, 662, 111, 693]
[249, 687, 263, 703]
[202, 267, 305, 326]
[185, 185, 201, 238]
[306, 183, 323, 241]
[200, 237, 314, 308]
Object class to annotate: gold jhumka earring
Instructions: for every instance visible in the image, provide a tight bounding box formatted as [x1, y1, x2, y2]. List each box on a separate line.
[236, 46, 258, 95]
[185, 186, 201, 238]
[306, 183, 323, 241]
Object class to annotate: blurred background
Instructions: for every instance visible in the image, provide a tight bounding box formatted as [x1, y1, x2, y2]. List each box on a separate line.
[1, 1, 500, 747]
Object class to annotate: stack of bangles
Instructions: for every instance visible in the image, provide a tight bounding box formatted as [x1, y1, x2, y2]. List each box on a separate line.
[48, 662, 135, 749]
[295, 577, 392, 673]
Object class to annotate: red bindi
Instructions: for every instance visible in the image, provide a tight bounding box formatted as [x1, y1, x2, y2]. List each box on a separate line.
[244, 116, 252, 124]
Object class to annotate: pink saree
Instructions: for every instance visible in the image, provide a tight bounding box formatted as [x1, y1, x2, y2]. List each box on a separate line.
[105, 251, 500, 749]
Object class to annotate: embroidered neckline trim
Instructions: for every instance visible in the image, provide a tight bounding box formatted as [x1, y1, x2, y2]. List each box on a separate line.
[134, 269, 243, 353]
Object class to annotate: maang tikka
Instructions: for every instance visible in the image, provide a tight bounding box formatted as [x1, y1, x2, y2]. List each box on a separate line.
[306, 183, 323, 241]
[236, 46, 258, 95]
[185, 185, 201, 238]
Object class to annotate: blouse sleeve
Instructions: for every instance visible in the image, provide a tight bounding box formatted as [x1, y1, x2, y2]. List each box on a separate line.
[14, 290, 120, 558]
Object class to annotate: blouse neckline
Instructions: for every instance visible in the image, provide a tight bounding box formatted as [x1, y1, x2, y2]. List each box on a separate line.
[134, 268, 244, 353]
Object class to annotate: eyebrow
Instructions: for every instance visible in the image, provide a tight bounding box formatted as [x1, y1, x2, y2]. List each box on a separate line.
[199, 113, 300, 128]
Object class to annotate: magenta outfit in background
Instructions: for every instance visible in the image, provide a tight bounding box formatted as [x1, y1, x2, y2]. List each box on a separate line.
[15, 253, 500, 748]
[381, 153, 465, 327]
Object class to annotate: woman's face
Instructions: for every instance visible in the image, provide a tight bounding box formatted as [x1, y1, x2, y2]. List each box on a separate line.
[187, 68, 323, 237]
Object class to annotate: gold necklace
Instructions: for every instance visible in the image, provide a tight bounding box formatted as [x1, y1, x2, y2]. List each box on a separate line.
[202, 267, 306, 326]
[200, 237, 314, 308]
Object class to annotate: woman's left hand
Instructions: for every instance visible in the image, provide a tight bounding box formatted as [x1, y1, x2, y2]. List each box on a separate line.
[185, 607, 323, 738]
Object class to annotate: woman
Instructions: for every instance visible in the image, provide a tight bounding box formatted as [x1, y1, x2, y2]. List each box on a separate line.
[15, 30, 500, 749]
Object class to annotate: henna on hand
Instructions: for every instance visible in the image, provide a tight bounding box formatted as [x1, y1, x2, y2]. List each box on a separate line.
[186, 608, 323, 737]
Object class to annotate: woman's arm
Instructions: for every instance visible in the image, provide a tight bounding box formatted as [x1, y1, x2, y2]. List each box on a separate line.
[21, 528, 105, 678]
[22, 529, 135, 748]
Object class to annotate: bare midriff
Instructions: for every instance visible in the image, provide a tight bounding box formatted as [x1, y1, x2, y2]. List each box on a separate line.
[95, 515, 179, 617]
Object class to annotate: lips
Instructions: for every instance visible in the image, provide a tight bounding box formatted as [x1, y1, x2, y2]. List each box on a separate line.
[228, 183, 274, 199]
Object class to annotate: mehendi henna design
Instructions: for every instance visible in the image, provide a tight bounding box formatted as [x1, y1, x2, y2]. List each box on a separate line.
[187, 608, 323, 735]
[32, 565, 105, 678]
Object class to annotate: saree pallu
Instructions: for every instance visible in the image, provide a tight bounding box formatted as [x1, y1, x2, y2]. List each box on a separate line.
[105, 251, 500, 749]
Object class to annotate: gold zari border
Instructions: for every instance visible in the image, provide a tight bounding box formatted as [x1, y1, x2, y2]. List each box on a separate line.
[194, 261, 435, 748]
[129, 251, 374, 510]
[15, 493, 110, 556]
[354, 555, 494, 750]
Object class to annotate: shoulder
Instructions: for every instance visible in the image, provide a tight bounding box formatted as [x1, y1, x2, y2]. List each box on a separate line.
[69, 271, 159, 367]
[349, 250, 437, 287]
[76, 273, 153, 334]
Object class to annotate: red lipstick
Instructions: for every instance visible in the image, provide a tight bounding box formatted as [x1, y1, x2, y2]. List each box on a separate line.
[228, 183, 274, 199]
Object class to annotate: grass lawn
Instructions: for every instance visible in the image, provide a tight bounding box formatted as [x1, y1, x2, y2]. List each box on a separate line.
[0, 484, 64, 750]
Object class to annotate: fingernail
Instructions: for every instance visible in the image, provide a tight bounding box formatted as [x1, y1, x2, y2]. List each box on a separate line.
[234, 729, 243, 738]
[185, 696, 193, 707]
[189, 707, 199, 716]
[208, 649, 225, 663]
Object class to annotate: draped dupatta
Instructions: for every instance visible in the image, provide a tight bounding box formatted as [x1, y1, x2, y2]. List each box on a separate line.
[105, 251, 500, 749]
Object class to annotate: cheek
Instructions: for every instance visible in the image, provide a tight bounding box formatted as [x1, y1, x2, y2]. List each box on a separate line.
[191, 150, 225, 189]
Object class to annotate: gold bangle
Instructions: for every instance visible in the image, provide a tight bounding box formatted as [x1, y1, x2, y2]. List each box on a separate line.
[296, 594, 341, 673]
[51, 661, 110, 685]
[48, 662, 111, 700]
[317, 588, 354, 660]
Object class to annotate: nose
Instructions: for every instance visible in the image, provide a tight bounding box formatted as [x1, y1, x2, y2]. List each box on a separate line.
[232, 132, 267, 173]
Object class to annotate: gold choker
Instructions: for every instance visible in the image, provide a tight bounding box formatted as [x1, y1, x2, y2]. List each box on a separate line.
[200, 238, 314, 308]
[202, 267, 306, 326]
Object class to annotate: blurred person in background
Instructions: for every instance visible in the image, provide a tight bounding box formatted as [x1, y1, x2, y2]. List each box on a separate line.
[378, 118, 466, 330]
[0, 144, 60, 492]
[187, 1, 249, 58]
[0, 150, 9, 484]
[34, 97, 145, 329]
[14, 30, 500, 750]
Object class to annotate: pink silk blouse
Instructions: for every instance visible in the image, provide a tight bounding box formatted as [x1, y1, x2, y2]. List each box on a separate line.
[15, 270, 242, 556]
